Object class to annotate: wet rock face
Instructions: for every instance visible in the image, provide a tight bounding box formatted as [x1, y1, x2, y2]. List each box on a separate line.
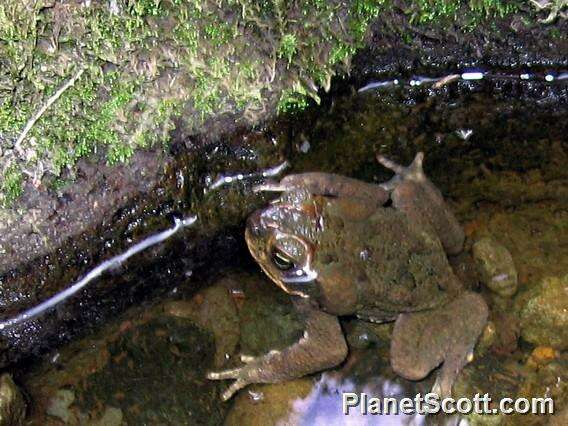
[473, 237, 518, 298]
[519, 275, 568, 350]
[0, 132, 284, 368]
[0, 374, 26, 426]
[354, 8, 568, 83]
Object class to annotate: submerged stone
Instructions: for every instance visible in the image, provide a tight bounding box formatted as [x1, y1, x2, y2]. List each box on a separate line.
[224, 378, 314, 426]
[519, 275, 568, 350]
[46, 389, 75, 424]
[0, 374, 26, 426]
[77, 316, 221, 424]
[164, 282, 240, 367]
[473, 237, 518, 298]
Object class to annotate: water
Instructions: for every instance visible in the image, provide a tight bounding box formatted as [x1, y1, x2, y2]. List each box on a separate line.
[11, 74, 568, 425]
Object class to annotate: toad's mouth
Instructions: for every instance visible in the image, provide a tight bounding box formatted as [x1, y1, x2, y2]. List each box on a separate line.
[245, 220, 319, 299]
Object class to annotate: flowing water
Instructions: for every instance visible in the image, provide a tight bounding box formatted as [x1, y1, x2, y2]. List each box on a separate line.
[7, 73, 568, 425]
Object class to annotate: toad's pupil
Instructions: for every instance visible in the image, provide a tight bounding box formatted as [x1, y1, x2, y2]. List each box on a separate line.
[272, 250, 294, 270]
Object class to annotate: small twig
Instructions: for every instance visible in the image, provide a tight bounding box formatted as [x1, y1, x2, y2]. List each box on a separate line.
[14, 67, 85, 153]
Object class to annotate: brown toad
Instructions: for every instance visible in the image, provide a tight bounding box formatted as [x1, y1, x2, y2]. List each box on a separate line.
[208, 153, 488, 400]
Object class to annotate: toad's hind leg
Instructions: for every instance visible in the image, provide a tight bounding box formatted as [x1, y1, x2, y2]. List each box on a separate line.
[377, 152, 465, 255]
[390, 292, 488, 397]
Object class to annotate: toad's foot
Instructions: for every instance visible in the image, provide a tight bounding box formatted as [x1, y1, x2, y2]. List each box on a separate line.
[207, 352, 286, 401]
[376, 152, 465, 255]
[376, 152, 425, 192]
[390, 292, 488, 398]
[207, 299, 347, 400]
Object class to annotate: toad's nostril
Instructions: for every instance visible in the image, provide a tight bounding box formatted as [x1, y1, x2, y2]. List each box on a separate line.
[249, 223, 261, 237]
[246, 211, 264, 237]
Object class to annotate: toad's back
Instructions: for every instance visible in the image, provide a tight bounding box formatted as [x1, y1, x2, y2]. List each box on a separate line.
[315, 203, 462, 320]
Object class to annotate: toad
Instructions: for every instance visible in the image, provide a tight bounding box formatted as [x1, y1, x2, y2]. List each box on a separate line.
[208, 153, 488, 401]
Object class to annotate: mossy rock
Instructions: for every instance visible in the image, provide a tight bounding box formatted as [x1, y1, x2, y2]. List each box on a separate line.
[224, 378, 314, 426]
[0, 374, 26, 426]
[473, 237, 518, 298]
[519, 274, 568, 350]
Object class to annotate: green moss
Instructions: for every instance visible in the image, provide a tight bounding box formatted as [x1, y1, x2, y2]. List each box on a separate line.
[126, 0, 165, 17]
[277, 89, 311, 114]
[278, 34, 298, 64]
[0, 0, 550, 205]
[409, 0, 519, 24]
[0, 165, 23, 207]
[350, 0, 384, 39]
[203, 21, 237, 47]
[329, 43, 357, 65]
[549, 27, 562, 37]
[1, 0, 388, 193]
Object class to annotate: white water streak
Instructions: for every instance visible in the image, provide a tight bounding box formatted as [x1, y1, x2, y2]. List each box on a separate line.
[1, 160, 290, 331]
[358, 80, 399, 92]
[208, 160, 289, 190]
[357, 69, 568, 93]
[461, 72, 484, 80]
[0, 216, 196, 331]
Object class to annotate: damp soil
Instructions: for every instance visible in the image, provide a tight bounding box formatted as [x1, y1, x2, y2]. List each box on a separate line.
[4, 72, 566, 425]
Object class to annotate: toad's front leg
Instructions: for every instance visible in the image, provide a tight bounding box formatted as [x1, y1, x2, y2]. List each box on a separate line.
[207, 298, 348, 400]
[255, 172, 389, 207]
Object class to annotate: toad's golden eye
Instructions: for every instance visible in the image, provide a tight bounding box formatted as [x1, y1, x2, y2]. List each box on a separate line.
[271, 248, 294, 271]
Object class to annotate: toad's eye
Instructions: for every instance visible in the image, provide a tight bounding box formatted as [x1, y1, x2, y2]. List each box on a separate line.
[271, 249, 294, 271]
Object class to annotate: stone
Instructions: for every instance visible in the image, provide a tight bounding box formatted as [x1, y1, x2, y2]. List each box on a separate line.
[0, 374, 26, 426]
[224, 379, 314, 426]
[519, 275, 568, 350]
[164, 283, 240, 367]
[527, 346, 559, 369]
[472, 237, 518, 297]
[46, 389, 75, 423]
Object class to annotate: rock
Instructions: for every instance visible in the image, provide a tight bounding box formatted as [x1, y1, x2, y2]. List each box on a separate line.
[449, 252, 481, 292]
[527, 346, 559, 369]
[490, 312, 520, 355]
[46, 389, 75, 424]
[475, 321, 496, 357]
[0, 374, 26, 426]
[21, 304, 226, 424]
[76, 316, 222, 424]
[91, 406, 123, 426]
[549, 405, 568, 426]
[164, 284, 240, 367]
[224, 378, 314, 426]
[519, 275, 568, 350]
[472, 237, 518, 297]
